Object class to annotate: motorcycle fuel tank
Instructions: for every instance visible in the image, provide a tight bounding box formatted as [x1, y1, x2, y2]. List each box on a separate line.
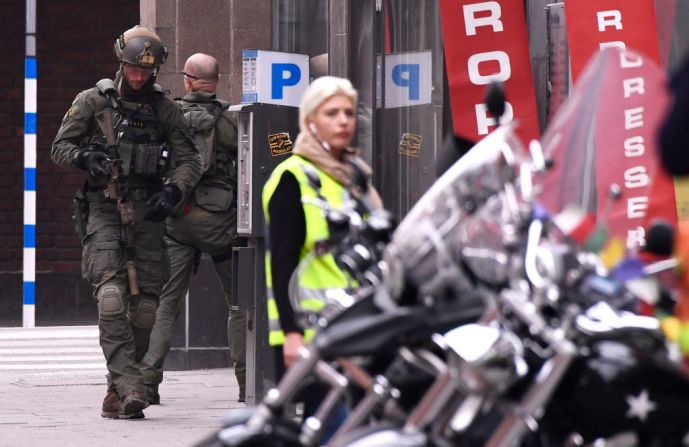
[547, 338, 689, 444]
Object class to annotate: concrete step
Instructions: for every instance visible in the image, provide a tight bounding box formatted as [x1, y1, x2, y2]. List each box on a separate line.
[0, 325, 99, 340]
[0, 326, 105, 374]
[0, 354, 103, 363]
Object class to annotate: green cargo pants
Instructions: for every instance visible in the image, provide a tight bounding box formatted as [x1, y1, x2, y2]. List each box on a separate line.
[83, 197, 168, 398]
[140, 203, 246, 399]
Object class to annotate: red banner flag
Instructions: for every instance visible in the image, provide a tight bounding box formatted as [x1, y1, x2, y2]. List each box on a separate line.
[593, 49, 675, 247]
[539, 48, 675, 249]
[564, 0, 680, 242]
[565, 0, 661, 81]
[439, 0, 540, 144]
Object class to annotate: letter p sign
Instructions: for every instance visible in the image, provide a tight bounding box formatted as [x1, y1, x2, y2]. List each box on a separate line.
[385, 51, 432, 109]
[272, 63, 301, 100]
[248, 50, 308, 106]
[392, 64, 420, 100]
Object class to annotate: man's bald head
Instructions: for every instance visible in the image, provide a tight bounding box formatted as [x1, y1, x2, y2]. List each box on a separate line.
[183, 53, 219, 93]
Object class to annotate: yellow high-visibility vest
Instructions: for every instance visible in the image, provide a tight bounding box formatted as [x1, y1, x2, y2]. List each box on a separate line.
[262, 155, 353, 346]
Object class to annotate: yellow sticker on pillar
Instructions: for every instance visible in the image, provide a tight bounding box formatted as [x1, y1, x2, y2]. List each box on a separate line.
[398, 132, 422, 157]
[268, 132, 293, 156]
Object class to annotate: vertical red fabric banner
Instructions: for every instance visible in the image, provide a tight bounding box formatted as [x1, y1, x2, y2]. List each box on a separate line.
[439, 0, 540, 145]
[592, 49, 674, 247]
[565, 0, 678, 241]
[539, 48, 674, 249]
[565, 0, 661, 81]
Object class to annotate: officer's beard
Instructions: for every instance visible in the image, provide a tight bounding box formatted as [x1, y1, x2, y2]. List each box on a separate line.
[115, 69, 157, 102]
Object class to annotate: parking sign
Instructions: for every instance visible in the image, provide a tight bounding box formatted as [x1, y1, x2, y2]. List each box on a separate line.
[242, 49, 310, 107]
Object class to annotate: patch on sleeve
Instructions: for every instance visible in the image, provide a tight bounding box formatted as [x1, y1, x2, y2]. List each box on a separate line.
[67, 105, 79, 117]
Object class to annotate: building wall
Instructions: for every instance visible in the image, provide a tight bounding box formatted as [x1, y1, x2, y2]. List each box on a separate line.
[0, 0, 139, 325]
[0, 0, 270, 329]
[140, 0, 271, 103]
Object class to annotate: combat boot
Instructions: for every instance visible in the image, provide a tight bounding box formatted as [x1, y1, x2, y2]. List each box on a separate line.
[122, 391, 148, 419]
[101, 390, 123, 419]
[145, 384, 160, 405]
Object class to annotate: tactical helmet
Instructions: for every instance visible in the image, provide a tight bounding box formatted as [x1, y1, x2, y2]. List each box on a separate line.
[114, 26, 168, 69]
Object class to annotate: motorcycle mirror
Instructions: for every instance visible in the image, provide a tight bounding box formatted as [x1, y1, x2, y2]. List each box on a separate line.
[485, 80, 506, 122]
[643, 218, 675, 258]
[436, 131, 475, 177]
[597, 184, 622, 231]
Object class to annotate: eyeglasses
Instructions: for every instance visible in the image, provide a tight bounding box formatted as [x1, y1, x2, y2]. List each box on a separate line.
[183, 72, 201, 81]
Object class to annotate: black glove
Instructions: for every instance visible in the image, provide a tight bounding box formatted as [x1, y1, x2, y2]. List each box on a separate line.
[144, 183, 183, 222]
[76, 150, 110, 178]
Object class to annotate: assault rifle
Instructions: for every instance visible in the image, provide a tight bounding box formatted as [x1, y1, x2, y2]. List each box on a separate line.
[98, 98, 140, 296]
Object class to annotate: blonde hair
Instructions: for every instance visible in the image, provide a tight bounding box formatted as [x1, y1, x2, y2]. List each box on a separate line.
[299, 76, 358, 132]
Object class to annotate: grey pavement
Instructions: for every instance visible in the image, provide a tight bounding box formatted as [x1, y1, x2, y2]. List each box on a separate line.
[0, 326, 243, 446]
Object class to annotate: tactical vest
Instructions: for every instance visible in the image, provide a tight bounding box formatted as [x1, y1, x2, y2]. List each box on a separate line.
[205, 101, 237, 189]
[262, 155, 354, 346]
[183, 100, 235, 179]
[95, 79, 168, 189]
[176, 97, 237, 212]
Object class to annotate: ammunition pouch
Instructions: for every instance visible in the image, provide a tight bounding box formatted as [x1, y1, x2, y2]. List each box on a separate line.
[114, 141, 134, 176]
[71, 183, 89, 244]
[114, 142, 168, 178]
[195, 183, 234, 212]
[133, 143, 163, 177]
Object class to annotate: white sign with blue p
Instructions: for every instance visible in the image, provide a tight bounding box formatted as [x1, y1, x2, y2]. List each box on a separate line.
[242, 49, 310, 107]
[385, 51, 433, 109]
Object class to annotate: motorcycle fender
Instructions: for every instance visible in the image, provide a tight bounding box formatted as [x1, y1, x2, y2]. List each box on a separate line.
[343, 429, 427, 447]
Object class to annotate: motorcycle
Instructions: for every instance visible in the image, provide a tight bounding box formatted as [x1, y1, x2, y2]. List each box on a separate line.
[333, 54, 689, 446]
[198, 49, 689, 446]
[335, 126, 689, 446]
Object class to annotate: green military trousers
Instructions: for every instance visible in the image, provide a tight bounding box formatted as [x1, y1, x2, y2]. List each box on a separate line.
[82, 196, 168, 398]
[140, 203, 246, 399]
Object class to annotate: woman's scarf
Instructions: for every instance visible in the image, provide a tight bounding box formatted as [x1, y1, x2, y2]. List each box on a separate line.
[292, 131, 383, 210]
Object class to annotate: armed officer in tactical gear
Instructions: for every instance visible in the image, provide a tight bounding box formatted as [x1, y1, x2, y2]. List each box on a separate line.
[51, 26, 202, 419]
[140, 53, 246, 404]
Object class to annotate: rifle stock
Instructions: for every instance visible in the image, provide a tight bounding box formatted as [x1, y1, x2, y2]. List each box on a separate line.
[127, 261, 140, 296]
[100, 103, 141, 296]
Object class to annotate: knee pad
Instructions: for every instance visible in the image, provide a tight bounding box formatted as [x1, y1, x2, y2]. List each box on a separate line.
[97, 284, 125, 317]
[129, 296, 158, 329]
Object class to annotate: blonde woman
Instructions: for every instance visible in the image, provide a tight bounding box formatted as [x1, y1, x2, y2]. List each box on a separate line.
[262, 76, 381, 441]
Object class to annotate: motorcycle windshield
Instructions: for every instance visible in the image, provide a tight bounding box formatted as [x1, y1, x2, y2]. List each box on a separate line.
[537, 47, 674, 249]
[388, 124, 526, 291]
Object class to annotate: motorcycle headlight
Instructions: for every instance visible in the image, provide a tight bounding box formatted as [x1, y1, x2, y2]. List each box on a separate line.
[442, 323, 528, 394]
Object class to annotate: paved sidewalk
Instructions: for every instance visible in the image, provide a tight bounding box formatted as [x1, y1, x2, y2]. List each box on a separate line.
[0, 367, 243, 446]
[0, 326, 244, 446]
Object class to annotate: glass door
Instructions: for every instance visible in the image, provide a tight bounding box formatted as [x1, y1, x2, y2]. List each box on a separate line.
[352, 0, 447, 220]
